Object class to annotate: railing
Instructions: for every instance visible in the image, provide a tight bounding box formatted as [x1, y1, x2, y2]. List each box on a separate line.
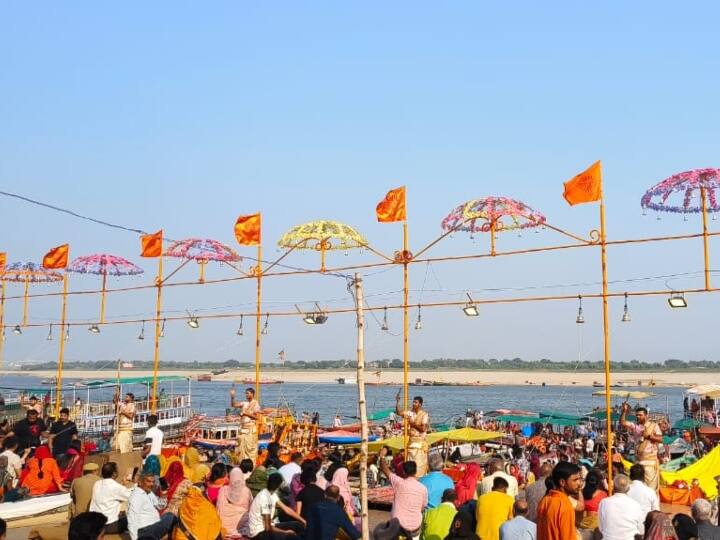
[79, 394, 190, 420]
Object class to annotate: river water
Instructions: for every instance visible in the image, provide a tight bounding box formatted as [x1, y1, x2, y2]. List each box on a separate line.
[1, 374, 686, 425]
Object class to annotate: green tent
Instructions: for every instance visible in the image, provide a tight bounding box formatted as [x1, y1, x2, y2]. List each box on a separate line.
[367, 409, 394, 421]
[539, 411, 584, 421]
[672, 418, 706, 430]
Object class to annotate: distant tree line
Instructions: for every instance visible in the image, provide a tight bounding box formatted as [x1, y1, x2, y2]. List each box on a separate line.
[16, 357, 720, 371]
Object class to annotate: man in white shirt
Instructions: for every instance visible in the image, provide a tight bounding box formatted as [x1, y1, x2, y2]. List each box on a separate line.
[90, 462, 132, 534]
[627, 464, 660, 519]
[278, 452, 303, 486]
[0, 436, 27, 487]
[142, 414, 163, 459]
[479, 458, 519, 499]
[244, 472, 305, 539]
[127, 473, 177, 540]
[585, 437, 595, 457]
[598, 474, 644, 540]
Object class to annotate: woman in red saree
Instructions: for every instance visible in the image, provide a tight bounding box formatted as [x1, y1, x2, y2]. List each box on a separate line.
[454, 463, 481, 509]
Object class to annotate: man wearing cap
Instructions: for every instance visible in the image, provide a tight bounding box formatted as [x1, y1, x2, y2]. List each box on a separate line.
[230, 387, 260, 462]
[70, 462, 100, 518]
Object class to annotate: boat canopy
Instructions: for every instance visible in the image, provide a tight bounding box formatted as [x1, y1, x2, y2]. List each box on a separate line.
[686, 384, 720, 398]
[495, 415, 540, 423]
[80, 375, 189, 387]
[367, 408, 394, 421]
[673, 418, 707, 430]
[351, 427, 503, 452]
[539, 411, 584, 421]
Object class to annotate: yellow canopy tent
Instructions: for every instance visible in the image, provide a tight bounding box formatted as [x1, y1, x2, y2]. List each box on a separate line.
[591, 390, 656, 400]
[660, 445, 720, 499]
[351, 427, 504, 452]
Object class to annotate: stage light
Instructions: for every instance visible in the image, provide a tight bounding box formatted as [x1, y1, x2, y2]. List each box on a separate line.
[12, 325, 22, 335]
[236, 315, 244, 336]
[576, 295, 585, 324]
[381, 306, 389, 331]
[668, 292, 687, 309]
[186, 311, 200, 329]
[462, 293, 479, 317]
[621, 293, 631, 322]
[138, 321, 145, 340]
[46, 324, 53, 341]
[88, 324, 100, 334]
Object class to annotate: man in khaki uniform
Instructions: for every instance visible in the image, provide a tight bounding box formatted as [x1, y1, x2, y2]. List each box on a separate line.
[69, 462, 100, 517]
[113, 392, 136, 454]
[230, 387, 260, 462]
[395, 393, 430, 476]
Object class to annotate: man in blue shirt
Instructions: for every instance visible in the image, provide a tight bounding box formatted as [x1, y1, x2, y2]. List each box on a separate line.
[419, 453, 454, 509]
[500, 500, 536, 540]
[305, 485, 361, 540]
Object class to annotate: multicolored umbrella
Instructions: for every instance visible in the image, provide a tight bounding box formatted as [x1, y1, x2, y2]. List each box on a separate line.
[1, 262, 63, 327]
[442, 196, 546, 254]
[68, 254, 144, 324]
[641, 168, 720, 216]
[277, 220, 367, 271]
[164, 238, 241, 282]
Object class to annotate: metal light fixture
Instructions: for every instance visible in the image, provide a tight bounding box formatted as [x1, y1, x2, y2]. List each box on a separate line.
[668, 292, 687, 309]
[160, 318, 166, 338]
[381, 306, 389, 331]
[186, 311, 200, 329]
[138, 321, 145, 340]
[236, 315, 244, 336]
[88, 324, 100, 334]
[12, 325, 22, 335]
[462, 293, 479, 317]
[576, 295, 585, 324]
[415, 305, 422, 330]
[297, 303, 328, 325]
[64, 326, 70, 341]
[261, 314, 269, 335]
[621, 293, 631, 322]
[46, 324, 53, 341]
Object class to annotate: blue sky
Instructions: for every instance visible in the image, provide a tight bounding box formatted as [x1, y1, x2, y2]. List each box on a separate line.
[1, 2, 720, 368]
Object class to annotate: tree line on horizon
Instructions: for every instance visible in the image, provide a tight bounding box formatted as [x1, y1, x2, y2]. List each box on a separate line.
[15, 357, 720, 371]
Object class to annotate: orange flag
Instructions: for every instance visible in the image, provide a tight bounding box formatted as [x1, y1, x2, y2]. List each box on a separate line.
[563, 161, 603, 206]
[0, 252, 6, 271]
[234, 213, 261, 246]
[140, 230, 163, 257]
[376, 186, 407, 223]
[43, 244, 69, 270]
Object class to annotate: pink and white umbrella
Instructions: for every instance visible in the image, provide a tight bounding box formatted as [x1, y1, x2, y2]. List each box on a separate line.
[68, 254, 144, 325]
[164, 238, 241, 282]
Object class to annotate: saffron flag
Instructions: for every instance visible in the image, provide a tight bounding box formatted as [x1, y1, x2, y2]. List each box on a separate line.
[141, 230, 163, 257]
[234, 213, 261, 246]
[376, 186, 407, 223]
[563, 161, 603, 206]
[0, 252, 6, 271]
[42, 244, 69, 269]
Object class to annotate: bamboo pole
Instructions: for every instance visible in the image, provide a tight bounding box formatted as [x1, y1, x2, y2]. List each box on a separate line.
[0, 279, 5, 375]
[355, 273, 369, 540]
[22, 277, 29, 327]
[490, 220, 496, 256]
[701, 186, 711, 291]
[255, 244, 263, 403]
[100, 271, 107, 324]
[599, 192, 614, 491]
[54, 273, 69, 417]
[402, 221, 410, 459]
[150, 255, 164, 414]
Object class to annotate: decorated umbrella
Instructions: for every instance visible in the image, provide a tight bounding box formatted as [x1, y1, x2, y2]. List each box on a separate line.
[641, 168, 720, 216]
[68, 254, 144, 325]
[163, 238, 241, 282]
[442, 196, 546, 255]
[277, 220, 368, 272]
[641, 168, 720, 290]
[1, 262, 63, 327]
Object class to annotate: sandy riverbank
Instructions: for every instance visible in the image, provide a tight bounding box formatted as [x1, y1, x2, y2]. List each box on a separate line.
[5, 369, 706, 387]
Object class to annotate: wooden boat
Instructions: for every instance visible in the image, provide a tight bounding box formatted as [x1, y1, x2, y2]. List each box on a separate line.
[197, 374, 212, 382]
[241, 377, 283, 385]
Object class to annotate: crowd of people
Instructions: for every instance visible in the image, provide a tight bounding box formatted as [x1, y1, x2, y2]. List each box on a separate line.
[2, 389, 720, 540]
